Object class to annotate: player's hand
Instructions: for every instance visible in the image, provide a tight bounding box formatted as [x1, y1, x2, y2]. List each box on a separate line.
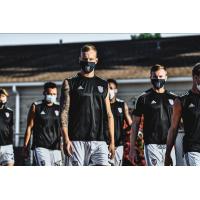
[22, 146, 29, 159]
[64, 140, 74, 157]
[129, 148, 137, 165]
[164, 154, 173, 166]
[108, 143, 115, 160]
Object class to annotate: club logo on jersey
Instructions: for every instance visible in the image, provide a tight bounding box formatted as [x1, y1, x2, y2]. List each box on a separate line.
[188, 103, 195, 108]
[151, 100, 157, 104]
[78, 85, 84, 90]
[40, 111, 46, 115]
[5, 112, 10, 118]
[55, 110, 59, 116]
[97, 86, 104, 93]
[168, 99, 174, 105]
[118, 107, 122, 113]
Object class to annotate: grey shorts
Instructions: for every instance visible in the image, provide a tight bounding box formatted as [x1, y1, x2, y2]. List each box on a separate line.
[0, 145, 14, 166]
[144, 144, 176, 166]
[184, 152, 200, 166]
[109, 145, 124, 166]
[33, 147, 62, 166]
[65, 141, 110, 166]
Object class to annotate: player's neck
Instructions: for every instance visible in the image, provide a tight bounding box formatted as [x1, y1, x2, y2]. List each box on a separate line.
[80, 70, 95, 78]
[153, 87, 165, 93]
[110, 97, 116, 104]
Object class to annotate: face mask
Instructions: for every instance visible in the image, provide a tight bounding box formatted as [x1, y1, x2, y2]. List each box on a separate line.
[0, 97, 7, 107]
[109, 89, 117, 100]
[196, 81, 200, 91]
[80, 61, 96, 74]
[46, 95, 57, 104]
[151, 78, 166, 89]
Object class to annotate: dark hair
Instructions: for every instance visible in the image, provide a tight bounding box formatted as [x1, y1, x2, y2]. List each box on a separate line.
[107, 79, 118, 88]
[43, 82, 57, 91]
[80, 44, 97, 55]
[150, 64, 167, 73]
[192, 63, 200, 77]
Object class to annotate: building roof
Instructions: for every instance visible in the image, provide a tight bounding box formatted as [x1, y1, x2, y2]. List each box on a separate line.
[0, 35, 200, 83]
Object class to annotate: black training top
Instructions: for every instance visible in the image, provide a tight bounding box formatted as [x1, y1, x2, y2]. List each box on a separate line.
[133, 88, 177, 145]
[179, 90, 200, 153]
[111, 99, 125, 147]
[32, 100, 61, 150]
[0, 106, 13, 146]
[67, 73, 108, 141]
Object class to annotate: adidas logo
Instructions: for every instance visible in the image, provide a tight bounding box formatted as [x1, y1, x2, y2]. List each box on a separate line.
[151, 100, 157, 104]
[188, 103, 195, 108]
[78, 85, 84, 90]
[40, 111, 46, 115]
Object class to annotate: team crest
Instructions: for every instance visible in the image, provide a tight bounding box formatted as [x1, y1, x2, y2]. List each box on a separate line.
[5, 112, 10, 118]
[98, 86, 104, 93]
[151, 158, 157, 166]
[168, 99, 174, 105]
[118, 107, 122, 113]
[55, 110, 59, 116]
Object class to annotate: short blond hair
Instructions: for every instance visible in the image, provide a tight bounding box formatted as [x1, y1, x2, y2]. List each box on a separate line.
[80, 44, 97, 55]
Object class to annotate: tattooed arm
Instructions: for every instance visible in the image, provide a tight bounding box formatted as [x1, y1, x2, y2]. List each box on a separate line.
[60, 79, 73, 156]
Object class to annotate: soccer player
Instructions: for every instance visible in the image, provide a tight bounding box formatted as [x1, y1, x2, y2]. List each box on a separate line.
[23, 82, 62, 166]
[0, 88, 14, 166]
[60, 44, 115, 166]
[165, 63, 200, 166]
[129, 64, 176, 166]
[107, 79, 132, 166]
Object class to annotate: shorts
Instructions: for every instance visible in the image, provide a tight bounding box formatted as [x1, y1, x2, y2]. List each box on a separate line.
[144, 144, 176, 166]
[33, 147, 62, 166]
[65, 141, 109, 166]
[0, 145, 14, 166]
[109, 145, 124, 166]
[184, 152, 200, 166]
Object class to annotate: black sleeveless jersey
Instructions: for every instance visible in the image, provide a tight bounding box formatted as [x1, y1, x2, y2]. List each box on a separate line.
[67, 73, 108, 141]
[179, 90, 200, 153]
[0, 106, 13, 146]
[32, 100, 61, 150]
[133, 88, 177, 145]
[111, 99, 125, 147]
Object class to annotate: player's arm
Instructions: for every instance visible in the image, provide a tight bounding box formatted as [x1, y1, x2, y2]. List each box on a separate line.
[23, 104, 35, 157]
[129, 115, 141, 164]
[165, 98, 182, 166]
[59, 79, 73, 156]
[129, 95, 143, 164]
[124, 102, 133, 130]
[105, 86, 115, 159]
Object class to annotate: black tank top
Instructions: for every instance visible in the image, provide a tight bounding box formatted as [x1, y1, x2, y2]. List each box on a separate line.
[67, 73, 108, 141]
[179, 90, 200, 153]
[133, 88, 177, 144]
[32, 100, 61, 150]
[0, 106, 13, 146]
[111, 99, 125, 147]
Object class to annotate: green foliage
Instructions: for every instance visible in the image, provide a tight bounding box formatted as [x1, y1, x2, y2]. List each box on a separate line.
[131, 33, 161, 40]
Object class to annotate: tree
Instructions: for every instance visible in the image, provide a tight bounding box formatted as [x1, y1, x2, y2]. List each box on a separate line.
[131, 33, 161, 40]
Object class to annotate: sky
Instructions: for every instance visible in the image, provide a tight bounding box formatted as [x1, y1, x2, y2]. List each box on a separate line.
[0, 33, 199, 46]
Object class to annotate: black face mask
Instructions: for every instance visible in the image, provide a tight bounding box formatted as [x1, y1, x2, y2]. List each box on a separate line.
[151, 78, 166, 89]
[80, 61, 96, 74]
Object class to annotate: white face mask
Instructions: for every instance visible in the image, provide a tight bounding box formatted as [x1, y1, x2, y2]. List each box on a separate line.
[0, 96, 7, 104]
[197, 83, 200, 91]
[109, 89, 117, 100]
[46, 95, 57, 103]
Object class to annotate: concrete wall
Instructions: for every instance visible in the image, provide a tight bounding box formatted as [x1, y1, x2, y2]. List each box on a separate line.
[0, 77, 192, 146]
